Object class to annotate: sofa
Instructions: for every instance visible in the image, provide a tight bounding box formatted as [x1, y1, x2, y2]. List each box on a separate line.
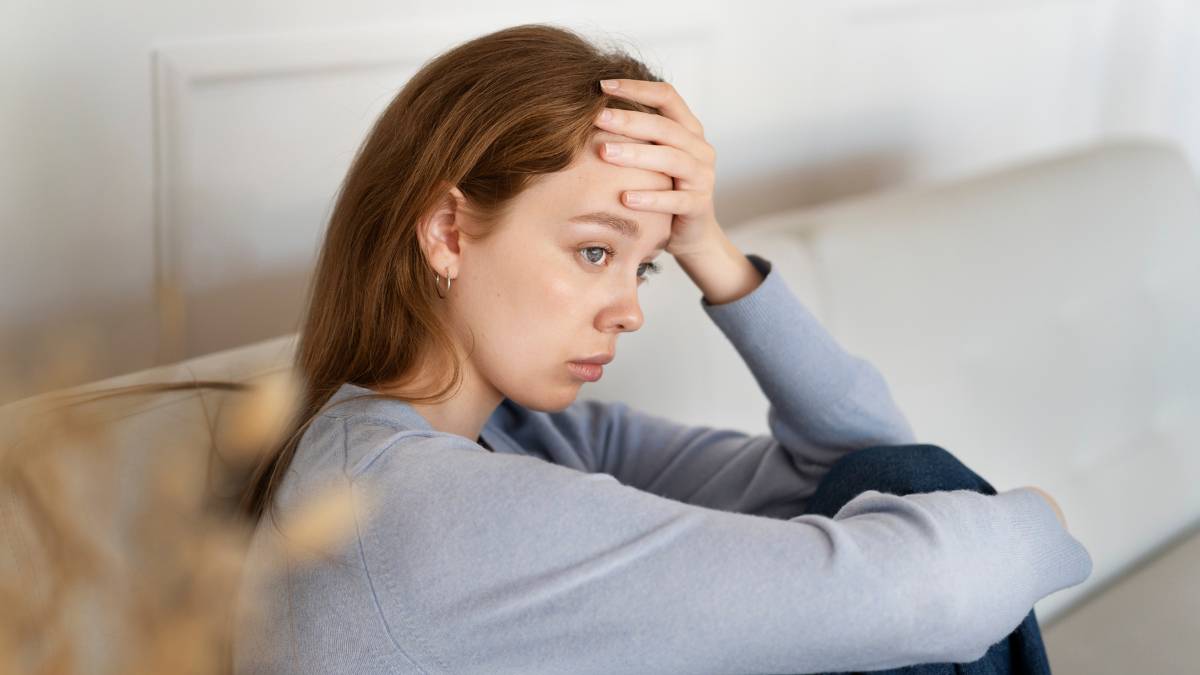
[3, 136, 1197, 673]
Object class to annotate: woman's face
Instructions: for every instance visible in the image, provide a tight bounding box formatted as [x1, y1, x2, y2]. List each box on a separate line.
[447, 130, 674, 412]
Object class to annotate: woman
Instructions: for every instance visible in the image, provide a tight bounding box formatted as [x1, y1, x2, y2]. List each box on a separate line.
[233, 23, 1092, 675]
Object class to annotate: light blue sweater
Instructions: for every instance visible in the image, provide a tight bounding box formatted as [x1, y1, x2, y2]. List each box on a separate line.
[233, 253, 1093, 674]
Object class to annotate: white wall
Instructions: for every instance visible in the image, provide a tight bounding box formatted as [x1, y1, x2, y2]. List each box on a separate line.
[2, 0, 1197, 404]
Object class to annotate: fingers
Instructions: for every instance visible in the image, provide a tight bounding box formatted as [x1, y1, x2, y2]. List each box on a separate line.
[599, 141, 713, 189]
[617, 188, 707, 214]
[594, 106, 714, 163]
[600, 79, 705, 138]
[596, 79, 718, 219]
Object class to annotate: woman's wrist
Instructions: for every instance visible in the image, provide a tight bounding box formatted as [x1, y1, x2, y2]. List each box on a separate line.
[675, 233, 764, 305]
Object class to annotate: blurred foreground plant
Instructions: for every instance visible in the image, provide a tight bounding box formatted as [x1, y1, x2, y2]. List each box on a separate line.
[0, 365, 364, 675]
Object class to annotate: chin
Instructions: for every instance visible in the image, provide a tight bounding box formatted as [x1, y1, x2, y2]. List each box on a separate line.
[508, 384, 580, 414]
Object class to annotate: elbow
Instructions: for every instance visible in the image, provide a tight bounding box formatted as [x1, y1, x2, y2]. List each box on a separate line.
[847, 358, 919, 447]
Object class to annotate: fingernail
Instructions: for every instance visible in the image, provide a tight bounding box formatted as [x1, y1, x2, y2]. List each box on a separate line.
[600, 79, 618, 91]
[624, 192, 642, 204]
[604, 143, 621, 157]
[599, 108, 612, 123]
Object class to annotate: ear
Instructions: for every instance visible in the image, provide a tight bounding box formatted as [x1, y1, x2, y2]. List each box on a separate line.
[416, 183, 468, 280]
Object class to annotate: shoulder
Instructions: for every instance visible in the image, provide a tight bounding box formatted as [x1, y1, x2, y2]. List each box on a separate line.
[283, 408, 483, 493]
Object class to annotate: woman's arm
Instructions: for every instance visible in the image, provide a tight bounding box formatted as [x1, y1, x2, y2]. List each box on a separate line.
[578, 79, 915, 515]
[347, 433, 1091, 674]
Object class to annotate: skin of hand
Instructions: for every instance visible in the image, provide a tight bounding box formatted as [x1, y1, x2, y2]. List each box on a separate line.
[1022, 485, 1068, 530]
[594, 78, 764, 306]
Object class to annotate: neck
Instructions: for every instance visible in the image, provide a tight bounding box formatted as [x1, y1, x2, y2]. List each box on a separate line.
[377, 352, 502, 444]
[408, 389, 500, 444]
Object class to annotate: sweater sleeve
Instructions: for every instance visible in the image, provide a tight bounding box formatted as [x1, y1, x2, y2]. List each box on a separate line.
[350, 434, 1093, 675]
[576, 252, 918, 518]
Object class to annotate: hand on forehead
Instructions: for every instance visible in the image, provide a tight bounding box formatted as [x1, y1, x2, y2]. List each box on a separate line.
[590, 130, 674, 192]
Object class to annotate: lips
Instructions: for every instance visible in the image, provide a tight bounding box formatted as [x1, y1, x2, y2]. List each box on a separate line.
[567, 361, 604, 382]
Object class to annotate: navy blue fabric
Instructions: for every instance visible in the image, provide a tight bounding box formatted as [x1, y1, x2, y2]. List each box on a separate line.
[799, 445, 1052, 675]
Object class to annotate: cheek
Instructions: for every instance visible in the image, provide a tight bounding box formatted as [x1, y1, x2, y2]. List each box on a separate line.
[506, 244, 581, 312]
[540, 272, 577, 310]
[516, 270, 586, 344]
[470, 250, 582, 341]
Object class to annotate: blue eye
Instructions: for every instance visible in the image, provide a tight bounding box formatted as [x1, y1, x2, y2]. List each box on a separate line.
[579, 245, 662, 283]
[579, 245, 616, 267]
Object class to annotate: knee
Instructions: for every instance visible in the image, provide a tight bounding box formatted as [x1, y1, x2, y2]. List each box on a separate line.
[824, 443, 996, 497]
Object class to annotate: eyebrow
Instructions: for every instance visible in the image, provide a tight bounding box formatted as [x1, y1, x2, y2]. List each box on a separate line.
[567, 211, 671, 251]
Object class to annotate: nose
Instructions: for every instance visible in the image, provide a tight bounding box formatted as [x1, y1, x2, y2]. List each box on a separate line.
[601, 285, 645, 333]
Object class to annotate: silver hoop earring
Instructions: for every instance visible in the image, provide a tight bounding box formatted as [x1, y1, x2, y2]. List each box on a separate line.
[435, 266, 452, 299]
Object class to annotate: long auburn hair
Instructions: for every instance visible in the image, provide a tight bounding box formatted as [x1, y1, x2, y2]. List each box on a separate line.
[239, 23, 665, 524]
